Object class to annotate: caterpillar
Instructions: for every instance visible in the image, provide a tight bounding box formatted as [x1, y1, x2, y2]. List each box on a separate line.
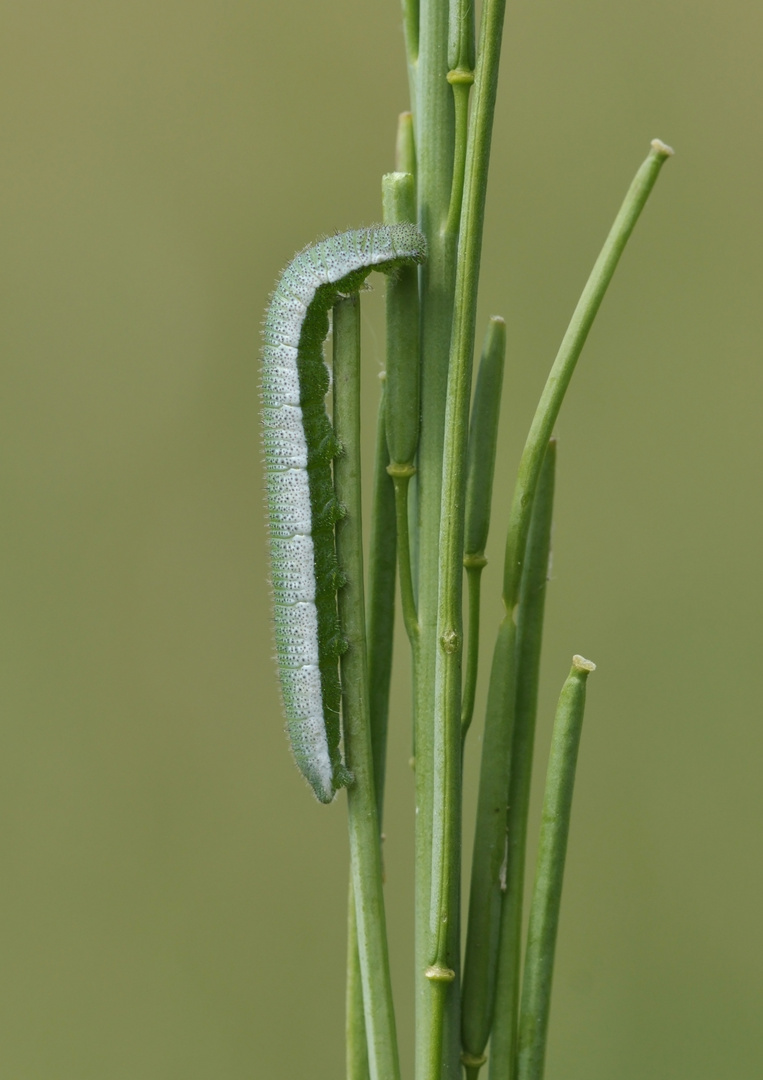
[262, 224, 427, 803]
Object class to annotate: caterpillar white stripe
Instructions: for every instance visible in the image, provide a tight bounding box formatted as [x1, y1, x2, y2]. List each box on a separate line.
[262, 224, 427, 802]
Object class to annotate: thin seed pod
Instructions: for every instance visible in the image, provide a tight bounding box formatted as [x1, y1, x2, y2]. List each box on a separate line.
[462, 316, 506, 738]
[402, 0, 419, 67]
[488, 439, 556, 1080]
[461, 615, 516, 1073]
[463, 140, 671, 1071]
[460, 440, 557, 1080]
[448, 0, 476, 72]
[383, 173, 420, 469]
[464, 316, 506, 563]
[366, 377, 398, 811]
[395, 111, 417, 179]
[517, 656, 596, 1080]
[502, 140, 673, 613]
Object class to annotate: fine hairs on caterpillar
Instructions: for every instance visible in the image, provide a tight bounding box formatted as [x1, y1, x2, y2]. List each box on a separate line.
[262, 224, 427, 803]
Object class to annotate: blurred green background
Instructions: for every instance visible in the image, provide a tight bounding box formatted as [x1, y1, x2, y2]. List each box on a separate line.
[1, 2, 761, 1077]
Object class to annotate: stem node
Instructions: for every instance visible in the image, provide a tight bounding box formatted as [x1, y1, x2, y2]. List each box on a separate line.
[425, 965, 456, 983]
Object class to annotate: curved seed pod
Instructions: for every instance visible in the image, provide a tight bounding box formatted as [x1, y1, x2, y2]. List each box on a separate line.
[262, 225, 427, 802]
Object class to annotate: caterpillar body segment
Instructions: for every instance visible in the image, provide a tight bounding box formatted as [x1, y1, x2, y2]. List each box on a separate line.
[262, 224, 426, 802]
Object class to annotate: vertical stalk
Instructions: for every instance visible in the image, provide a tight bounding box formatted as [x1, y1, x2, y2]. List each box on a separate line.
[517, 657, 596, 1080]
[429, 0, 508, 1075]
[334, 296, 401, 1080]
[347, 383, 399, 1080]
[347, 884, 370, 1080]
[414, 1, 457, 1076]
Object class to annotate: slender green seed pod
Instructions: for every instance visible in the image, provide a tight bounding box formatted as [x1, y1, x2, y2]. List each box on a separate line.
[402, 0, 419, 67]
[461, 615, 517, 1063]
[487, 439, 556, 1080]
[382, 172, 421, 468]
[464, 316, 506, 563]
[366, 377, 397, 813]
[395, 111, 417, 179]
[502, 139, 673, 611]
[517, 655, 596, 1080]
[448, 0, 476, 73]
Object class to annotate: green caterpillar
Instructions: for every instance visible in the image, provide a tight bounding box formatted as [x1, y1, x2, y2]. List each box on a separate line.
[262, 224, 426, 802]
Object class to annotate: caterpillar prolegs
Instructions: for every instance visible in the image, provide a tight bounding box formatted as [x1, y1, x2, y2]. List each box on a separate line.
[262, 224, 427, 802]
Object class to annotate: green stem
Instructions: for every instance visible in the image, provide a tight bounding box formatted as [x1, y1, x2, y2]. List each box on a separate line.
[488, 441, 556, 1080]
[334, 295, 401, 1080]
[517, 656, 596, 1080]
[346, 384, 400, 1080]
[430, 0, 508, 1073]
[463, 1057, 488, 1080]
[503, 140, 673, 614]
[445, 72, 473, 237]
[347, 880, 371, 1080]
[414, 1, 457, 1076]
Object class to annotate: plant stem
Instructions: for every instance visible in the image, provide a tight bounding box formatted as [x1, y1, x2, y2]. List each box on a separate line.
[414, 0, 457, 1075]
[430, 0, 508, 1073]
[517, 656, 596, 1080]
[334, 295, 401, 1080]
[488, 440, 556, 1080]
[445, 71, 473, 236]
[347, 882, 371, 1080]
[346, 383, 399, 1080]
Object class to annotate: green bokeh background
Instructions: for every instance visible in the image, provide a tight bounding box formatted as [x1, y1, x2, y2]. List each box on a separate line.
[1, 2, 761, 1077]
